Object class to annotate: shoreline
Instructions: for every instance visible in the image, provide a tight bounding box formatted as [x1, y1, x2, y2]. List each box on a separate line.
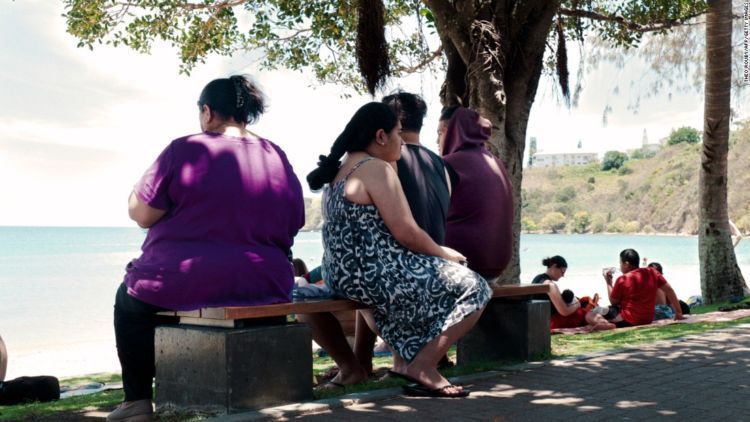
[521, 230, 697, 237]
[5, 340, 120, 381]
[0, 225, 702, 237]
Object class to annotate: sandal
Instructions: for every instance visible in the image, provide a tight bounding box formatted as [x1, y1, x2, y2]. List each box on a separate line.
[314, 380, 345, 391]
[402, 383, 470, 398]
[319, 366, 340, 381]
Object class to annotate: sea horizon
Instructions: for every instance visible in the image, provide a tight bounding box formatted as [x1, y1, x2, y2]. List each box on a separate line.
[1, 227, 747, 380]
[0, 224, 707, 237]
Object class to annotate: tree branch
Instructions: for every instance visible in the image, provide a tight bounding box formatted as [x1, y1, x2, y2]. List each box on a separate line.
[423, 0, 472, 62]
[559, 7, 706, 33]
[276, 28, 313, 42]
[394, 46, 443, 73]
[179, 0, 248, 12]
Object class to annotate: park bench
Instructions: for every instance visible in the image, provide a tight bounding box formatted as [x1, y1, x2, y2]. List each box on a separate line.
[154, 283, 550, 413]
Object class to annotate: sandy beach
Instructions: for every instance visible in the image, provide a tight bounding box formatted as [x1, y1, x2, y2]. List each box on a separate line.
[5, 341, 119, 381]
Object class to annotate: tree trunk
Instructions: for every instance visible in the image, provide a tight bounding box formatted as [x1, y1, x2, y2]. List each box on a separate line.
[428, 0, 560, 284]
[699, 0, 745, 303]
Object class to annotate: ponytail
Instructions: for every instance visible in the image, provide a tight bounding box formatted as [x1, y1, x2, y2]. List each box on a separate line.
[307, 102, 398, 191]
[542, 255, 568, 268]
[307, 139, 347, 191]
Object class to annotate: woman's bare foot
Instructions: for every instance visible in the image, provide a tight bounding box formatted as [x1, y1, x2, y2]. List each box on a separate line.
[403, 361, 463, 392]
[318, 364, 369, 389]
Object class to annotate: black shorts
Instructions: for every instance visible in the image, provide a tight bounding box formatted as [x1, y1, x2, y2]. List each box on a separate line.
[602, 305, 621, 320]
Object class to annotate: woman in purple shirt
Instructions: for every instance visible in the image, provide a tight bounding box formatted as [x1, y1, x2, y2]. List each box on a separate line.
[108, 75, 304, 421]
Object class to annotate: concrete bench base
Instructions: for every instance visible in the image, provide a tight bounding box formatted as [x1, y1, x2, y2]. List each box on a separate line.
[457, 299, 550, 364]
[155, 322, 312, 413]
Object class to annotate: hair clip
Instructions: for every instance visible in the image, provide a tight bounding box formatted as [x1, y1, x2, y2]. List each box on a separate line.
[233, 78, 245, 108]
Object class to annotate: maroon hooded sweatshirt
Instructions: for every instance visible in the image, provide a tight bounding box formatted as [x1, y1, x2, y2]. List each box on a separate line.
[442, 108, 513, 279]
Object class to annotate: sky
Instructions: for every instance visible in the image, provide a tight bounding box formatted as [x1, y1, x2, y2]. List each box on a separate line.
[0, 2, 743, 227]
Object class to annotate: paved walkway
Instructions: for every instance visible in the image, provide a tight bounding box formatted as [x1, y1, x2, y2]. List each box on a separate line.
[235, 324, 750, 421]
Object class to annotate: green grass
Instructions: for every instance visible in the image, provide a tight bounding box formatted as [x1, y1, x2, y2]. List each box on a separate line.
[552, 316, 750, 357]
[0, 389, 123, 421]
[58, 372, 121, 386]
[689, 296, 750, 314]
[3, 301, 748, 420]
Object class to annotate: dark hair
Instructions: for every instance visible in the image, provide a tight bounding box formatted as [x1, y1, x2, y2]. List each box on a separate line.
[381, 91, 427, 132]
[439, 105, 460, 121]
[292, 258, 308, 277]
[620, 249, 640, 267]
[197, 75, 265, 125]
[561, 289, 575, 305]
[679, 300, 691, 315]
[648, 262, 663, 274]
[542, 255, 568, 269]
[307, 102, 398, 191]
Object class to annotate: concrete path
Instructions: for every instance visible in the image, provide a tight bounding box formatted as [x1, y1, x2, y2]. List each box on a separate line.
[230, 324, 750, 421]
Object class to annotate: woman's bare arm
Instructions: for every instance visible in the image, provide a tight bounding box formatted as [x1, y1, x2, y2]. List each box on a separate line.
[660, 282, 686, 320]
[546, 282, 580, 316]
[0, 334, 7, 382]
[730, 220, 743, 248]
[349, 159, 463, 262]
[128, 191, 166, 228]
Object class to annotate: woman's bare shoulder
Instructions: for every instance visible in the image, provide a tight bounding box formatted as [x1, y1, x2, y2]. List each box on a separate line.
[345, 156, 392, 181]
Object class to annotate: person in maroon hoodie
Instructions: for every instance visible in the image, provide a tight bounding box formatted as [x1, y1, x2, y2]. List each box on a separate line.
[437, 106, 513, 281]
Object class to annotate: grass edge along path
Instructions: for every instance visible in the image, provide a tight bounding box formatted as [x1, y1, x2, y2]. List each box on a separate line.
[1, 309, 749, 420]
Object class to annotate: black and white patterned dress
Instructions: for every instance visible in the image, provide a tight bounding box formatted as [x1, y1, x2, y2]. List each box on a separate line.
[321, 157, 492, 361]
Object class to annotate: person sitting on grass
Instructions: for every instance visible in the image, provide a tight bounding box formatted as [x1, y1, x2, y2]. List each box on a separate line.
[648, 262, 691, 320]
[292, 258, 333, 301]
[292, 258, 308, 277]
[586, 249, 685, 330]
[531, 256, 599, 330]
[0, 335, 5, 385]
[0, 334, 60, 405]
[302, 102, 491, 398]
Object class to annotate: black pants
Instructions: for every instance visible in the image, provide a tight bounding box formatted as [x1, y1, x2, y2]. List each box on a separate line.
[114, 283, 176, 401]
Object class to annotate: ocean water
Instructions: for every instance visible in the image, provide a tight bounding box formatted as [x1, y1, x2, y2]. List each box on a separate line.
[1, 227, 749, 378]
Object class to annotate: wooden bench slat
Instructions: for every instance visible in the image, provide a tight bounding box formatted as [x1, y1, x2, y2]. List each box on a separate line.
[160, 284, 550, 323]
[175, 310, 201, 318]
[492, 283, 549, 297]
[217, 299, 367, 320]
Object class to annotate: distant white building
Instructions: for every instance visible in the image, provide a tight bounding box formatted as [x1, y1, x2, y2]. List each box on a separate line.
[531, 152, 598, 168]
[625, 129, 662, 156]
[640, 128, 662, 154]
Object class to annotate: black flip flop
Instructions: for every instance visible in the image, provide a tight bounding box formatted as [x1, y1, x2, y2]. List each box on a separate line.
[402, 383, 470, 398]
[314, 380, 345, 391]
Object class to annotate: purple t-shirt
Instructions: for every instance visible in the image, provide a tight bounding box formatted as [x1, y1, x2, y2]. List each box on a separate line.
[123, 132, 305, 310]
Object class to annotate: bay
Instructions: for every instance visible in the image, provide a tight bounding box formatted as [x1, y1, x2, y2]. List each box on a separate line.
[1, 227, 748, 378]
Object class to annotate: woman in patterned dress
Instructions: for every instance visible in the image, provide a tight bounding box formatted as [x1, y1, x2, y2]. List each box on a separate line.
[303, 103, 492, 398]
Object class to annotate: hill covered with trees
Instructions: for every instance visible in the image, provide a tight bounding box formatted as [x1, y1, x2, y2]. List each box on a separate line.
[302, 123, 750, 234]
[522, 122, 750, 235]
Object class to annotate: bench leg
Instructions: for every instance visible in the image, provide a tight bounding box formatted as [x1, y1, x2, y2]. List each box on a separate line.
[155, 323, 312, 413]
[456, 299, 550, 364]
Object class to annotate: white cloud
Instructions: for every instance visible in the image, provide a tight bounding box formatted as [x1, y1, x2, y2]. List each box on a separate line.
[1, 2, 745, 226]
